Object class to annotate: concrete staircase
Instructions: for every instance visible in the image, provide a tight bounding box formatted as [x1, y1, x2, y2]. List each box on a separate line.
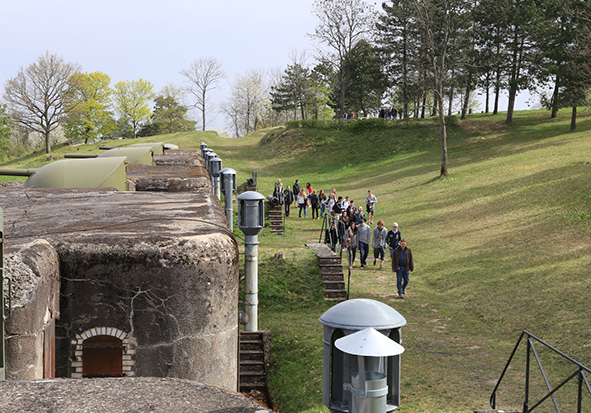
[267, 204, 284, 235]
[306, 243, 347, 302]
[239, 330, 270, 399]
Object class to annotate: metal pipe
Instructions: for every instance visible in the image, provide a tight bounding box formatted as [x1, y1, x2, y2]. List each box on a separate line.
[223, 180, 233, 230]
[0, 168, 36, 177]
[243, 234, 259, 332]
[64, 154, 98, 158]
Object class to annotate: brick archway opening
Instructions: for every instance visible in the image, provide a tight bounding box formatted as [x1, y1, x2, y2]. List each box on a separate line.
[83, 335, 123, 378]
[71, 327, 135, 378]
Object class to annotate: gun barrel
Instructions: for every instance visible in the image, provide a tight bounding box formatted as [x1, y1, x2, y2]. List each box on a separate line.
[0, 168, 36, 177]
[64, 154, 98, 159]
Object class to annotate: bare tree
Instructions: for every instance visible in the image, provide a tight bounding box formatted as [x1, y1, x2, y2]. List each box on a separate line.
[413, 0, 470, 176]
[3, 51, 81, 154]
[180, 57, 226, 131]
[309, 0, 374, 117]
[222, 69, 271, 138]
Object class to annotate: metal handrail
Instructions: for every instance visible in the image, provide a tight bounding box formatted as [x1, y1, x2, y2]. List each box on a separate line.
[491, 330, 591, 413]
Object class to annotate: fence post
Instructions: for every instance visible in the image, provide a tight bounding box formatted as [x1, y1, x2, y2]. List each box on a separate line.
[523, 337, 531, 413]
[578, 369, 583, 413]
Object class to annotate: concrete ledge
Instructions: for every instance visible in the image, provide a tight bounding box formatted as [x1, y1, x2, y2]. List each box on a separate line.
[0, 377, 269, 413]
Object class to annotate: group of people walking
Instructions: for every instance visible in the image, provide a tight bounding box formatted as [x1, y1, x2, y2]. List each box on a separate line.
[273, 178, 414, 299]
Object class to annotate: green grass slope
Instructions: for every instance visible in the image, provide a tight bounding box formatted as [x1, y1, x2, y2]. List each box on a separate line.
[207, 110, 591, 412]
[3, 111, 590, 412]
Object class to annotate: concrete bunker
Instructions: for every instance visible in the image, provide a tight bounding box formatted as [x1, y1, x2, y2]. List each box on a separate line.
[1, 149, 239, 391]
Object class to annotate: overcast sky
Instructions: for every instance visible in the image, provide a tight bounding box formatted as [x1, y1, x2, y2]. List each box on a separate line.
[1, 0, 531, 132]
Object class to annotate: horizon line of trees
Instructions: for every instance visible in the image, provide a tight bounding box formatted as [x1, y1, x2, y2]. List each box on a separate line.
[1, 0, 590, 161]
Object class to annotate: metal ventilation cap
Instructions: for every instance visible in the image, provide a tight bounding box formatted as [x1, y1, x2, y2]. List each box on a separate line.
[319, 298, 406, 330]
[335, 327, 405, 357]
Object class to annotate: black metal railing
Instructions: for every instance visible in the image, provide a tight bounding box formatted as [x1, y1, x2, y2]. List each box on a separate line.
[491, 330, 591, 413]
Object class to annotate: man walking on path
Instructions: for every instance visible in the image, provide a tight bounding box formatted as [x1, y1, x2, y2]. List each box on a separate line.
[357, 219, 371, 269]
[293, 180, 300, 205]
[392, 239, 414, 299]
[283, 185, 294, 217]
[386, 223, 402, 260]
[372, 219, 387, 269]
[365, 190, 377, 224]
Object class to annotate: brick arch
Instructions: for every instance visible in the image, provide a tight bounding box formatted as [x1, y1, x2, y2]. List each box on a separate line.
[70, 327, 135, 378]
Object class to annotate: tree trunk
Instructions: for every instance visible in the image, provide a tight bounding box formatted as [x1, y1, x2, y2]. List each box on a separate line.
[570, 88, 577, 132]
[461, 71, 472, 120]
[421, 93, 426, 118]
[447, 66, 455, 116]
[45, 131, 51, 154]
[202, 90, 207, 131]
[551, 77, 559, 119]
[438, 94, 448, 176]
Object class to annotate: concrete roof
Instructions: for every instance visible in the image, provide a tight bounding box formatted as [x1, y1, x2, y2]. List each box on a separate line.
[0, 377, 270, 413]
[0, 185, 231, 246]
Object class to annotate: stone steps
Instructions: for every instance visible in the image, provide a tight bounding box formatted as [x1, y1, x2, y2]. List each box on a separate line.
[267, 203, 284, 235]
[239, 330, 271, 397]
[306, 243, 348, 302]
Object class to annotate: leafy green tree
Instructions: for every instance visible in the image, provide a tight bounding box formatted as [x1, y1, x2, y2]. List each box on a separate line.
[64, 71, 115, 143]
[3, 51, 80, 154]
[112, 79, 154, 139]
[271, 63, 315, 120]
[138, 95, 195, 136]
[310, 0, 375, 117]
[375, 0, 422, 119]
[343, 40, 389, 116]
[0, 104, 12, 155]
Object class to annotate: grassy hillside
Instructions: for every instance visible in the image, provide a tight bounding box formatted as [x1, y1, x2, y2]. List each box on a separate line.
[209, 110, 591, 413]
[3, 110, 591, 412]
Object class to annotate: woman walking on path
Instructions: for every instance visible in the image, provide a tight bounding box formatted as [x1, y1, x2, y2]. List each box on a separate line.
[297, 188, 308, 218]
[319, 189, 327, 218]
[347, 222, 359, 268]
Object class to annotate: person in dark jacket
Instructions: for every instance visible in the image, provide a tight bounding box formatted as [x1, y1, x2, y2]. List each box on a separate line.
[392, 239, 414, 299]
[386, 222, 401, 260]
[292, 179, 300, 205]
[283, 185, 294, 217]
[325, 221, 338, 251]
[309, 190, 320, 220]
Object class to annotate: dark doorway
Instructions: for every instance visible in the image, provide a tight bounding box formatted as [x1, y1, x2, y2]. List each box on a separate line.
[83, 335, 124, 378]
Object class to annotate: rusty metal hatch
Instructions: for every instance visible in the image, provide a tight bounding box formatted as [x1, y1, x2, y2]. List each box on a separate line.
[82, 335, 124, 378]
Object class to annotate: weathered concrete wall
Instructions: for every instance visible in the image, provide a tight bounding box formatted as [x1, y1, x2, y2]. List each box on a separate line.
[126, 150, 211, 192]
[0, 186, 239, 391]
[4, 239, 60, 380]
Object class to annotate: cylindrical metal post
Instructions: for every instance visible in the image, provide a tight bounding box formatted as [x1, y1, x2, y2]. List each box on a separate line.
[223, 175, 234, 231]
[244, 234, 259, 332]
